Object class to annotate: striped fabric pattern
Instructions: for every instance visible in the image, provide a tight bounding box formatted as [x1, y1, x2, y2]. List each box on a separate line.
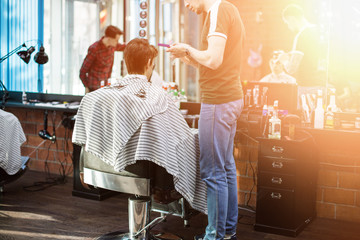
[72, 75, 207, 214]
[0, 110, 26, 175]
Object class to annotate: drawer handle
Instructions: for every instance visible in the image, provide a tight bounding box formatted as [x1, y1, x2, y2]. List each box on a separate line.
[272, 161, 283, 169]
[271, 192, 282, 199]
[271, 177, 283, 184]
[272, 146, 284, 153]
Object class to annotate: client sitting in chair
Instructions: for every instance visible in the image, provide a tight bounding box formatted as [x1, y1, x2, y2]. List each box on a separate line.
[72, 38, 207, 239]
[0, 109, 29, 193]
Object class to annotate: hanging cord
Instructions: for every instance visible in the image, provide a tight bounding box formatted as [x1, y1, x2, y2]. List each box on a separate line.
[24, 111, 73, 192]
[244, 134, 257, 214]
[62, 120, 74, 176]
[52, 111, 74, 179]
[233, 132, 257, 226]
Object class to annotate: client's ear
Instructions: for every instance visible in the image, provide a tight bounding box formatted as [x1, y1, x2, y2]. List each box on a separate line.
[147, 59, 152, 69]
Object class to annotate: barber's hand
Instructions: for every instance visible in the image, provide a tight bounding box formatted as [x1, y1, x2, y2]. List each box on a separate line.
[166, 43, 190, 59]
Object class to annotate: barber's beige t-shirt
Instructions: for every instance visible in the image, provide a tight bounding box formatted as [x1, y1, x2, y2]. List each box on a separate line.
[199, 0, 245, 104]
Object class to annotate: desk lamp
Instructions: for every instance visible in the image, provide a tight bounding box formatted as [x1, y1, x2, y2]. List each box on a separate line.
[0, 41, 48, 109]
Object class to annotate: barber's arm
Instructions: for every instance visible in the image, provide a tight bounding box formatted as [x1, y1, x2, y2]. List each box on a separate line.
[80, 48, 96, 89]
[116, 42, 126, 51]
[167, 36, 226, 70]
[179, 54, 199, 68]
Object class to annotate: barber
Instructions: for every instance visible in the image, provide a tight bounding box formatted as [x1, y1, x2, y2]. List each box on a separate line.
[280, 4, 326, 95]
[79, 25, 126, 93]
[167, 0, 245, 239]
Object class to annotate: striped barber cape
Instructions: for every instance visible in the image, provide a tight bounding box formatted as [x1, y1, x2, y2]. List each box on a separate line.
[0, 110, 26, 175]
[72, 75, 207, 214]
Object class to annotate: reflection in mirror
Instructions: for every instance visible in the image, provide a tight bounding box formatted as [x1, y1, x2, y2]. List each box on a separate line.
[328, 0, 360, 113]
[43, 0, 99, 96]
[42, 0, 124, 96]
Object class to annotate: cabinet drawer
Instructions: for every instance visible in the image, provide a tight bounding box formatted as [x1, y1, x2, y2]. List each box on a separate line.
[256, 187, 295, 229]
[259, 156, 296, 174]
[259, 139, 300, 159]
[258, 172, 295, 189]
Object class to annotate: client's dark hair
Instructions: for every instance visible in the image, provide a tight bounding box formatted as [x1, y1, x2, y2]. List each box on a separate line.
[105, 25, 123, 38]
[282, 4, 304, 19]
[124, 38, 158, 74]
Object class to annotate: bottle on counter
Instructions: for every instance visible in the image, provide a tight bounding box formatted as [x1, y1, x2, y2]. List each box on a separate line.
[261, 87, 268, 107]
[107, 77, 116, 86]
[355, 117, 360, 130]
[245, 89, 252, 108]
[301, 94, 311, 126]
[253, 85, 260, 108]
[162, 82, 169, 92]
[172, 90, 180, 109]
[268, 100, 281, 139]
[179, 89, 188, 102]
[325, 88, 338, 129]
[314, 89, 324, 129]
[22, 91, 27, 104]
[168, 82, 176, 97]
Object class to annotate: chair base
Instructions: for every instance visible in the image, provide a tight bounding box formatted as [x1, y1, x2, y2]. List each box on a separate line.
[0, 156, 29, 193]
[152, 231, 183, 240]
[95, 230, 182, 240]
[95, 230, 147, 240]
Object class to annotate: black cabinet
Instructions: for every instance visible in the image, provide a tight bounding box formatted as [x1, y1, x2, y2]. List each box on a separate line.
[254, 137, 317, 237]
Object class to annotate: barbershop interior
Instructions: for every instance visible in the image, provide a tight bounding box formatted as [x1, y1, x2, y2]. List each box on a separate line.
[1, 0, 360, 239]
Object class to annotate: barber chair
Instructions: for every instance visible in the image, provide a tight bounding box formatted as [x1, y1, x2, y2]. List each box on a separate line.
[80, 148, 196, 240]
[0, 156, 30, 193]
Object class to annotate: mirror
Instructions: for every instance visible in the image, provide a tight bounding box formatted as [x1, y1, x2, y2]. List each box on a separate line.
[327, 0, 360, 112]
[41, 0, 125, 96]
[3, 0, 359, 112]
[43, 0, 100, 96]
[238, 0, 360, 113]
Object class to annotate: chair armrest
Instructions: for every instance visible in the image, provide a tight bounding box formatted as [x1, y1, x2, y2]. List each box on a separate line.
[83, 167, 151, 196]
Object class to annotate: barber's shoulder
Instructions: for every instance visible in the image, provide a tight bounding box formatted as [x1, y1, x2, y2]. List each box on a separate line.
[89, 41, 100, 52]
[220, 1, 242, 24]
[221, 1, 239, 13]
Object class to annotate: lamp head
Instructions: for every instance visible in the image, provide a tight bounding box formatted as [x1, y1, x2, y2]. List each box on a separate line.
[34, 45, 49, 64]
[17, 46, 35, 64]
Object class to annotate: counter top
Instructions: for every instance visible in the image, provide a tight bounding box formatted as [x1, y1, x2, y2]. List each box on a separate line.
[1, 91, 82, 113]
[5, 101, 79, 113]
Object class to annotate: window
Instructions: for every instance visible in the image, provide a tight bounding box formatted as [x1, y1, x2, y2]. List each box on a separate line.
[0, 0, 41, 93]
[43, 0, 124, 95]
[43, 0, 99, 95]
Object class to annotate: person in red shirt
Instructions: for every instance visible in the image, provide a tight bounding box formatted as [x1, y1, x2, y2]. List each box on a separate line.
[79, 25, 126, 93]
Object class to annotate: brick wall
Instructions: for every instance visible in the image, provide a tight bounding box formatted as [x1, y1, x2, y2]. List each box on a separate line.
[7, 107, 360, 223]
[313, 130, 360, 223]
[6, 107, 74, 177]
[234, 130, 360, 224]
[234, 132, 258, 208]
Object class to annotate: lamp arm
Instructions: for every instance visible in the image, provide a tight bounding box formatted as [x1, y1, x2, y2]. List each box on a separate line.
[0, 43, 26, 63]
[0, 79, 7, 92]
[0, 79, 9, 110]
[0, 43, 25, 109]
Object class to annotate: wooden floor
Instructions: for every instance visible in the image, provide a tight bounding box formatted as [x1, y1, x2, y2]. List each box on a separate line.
[1, 170, 360, 240]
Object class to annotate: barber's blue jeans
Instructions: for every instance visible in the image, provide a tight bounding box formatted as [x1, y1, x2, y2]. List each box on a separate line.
[198, 99, 244, 240]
